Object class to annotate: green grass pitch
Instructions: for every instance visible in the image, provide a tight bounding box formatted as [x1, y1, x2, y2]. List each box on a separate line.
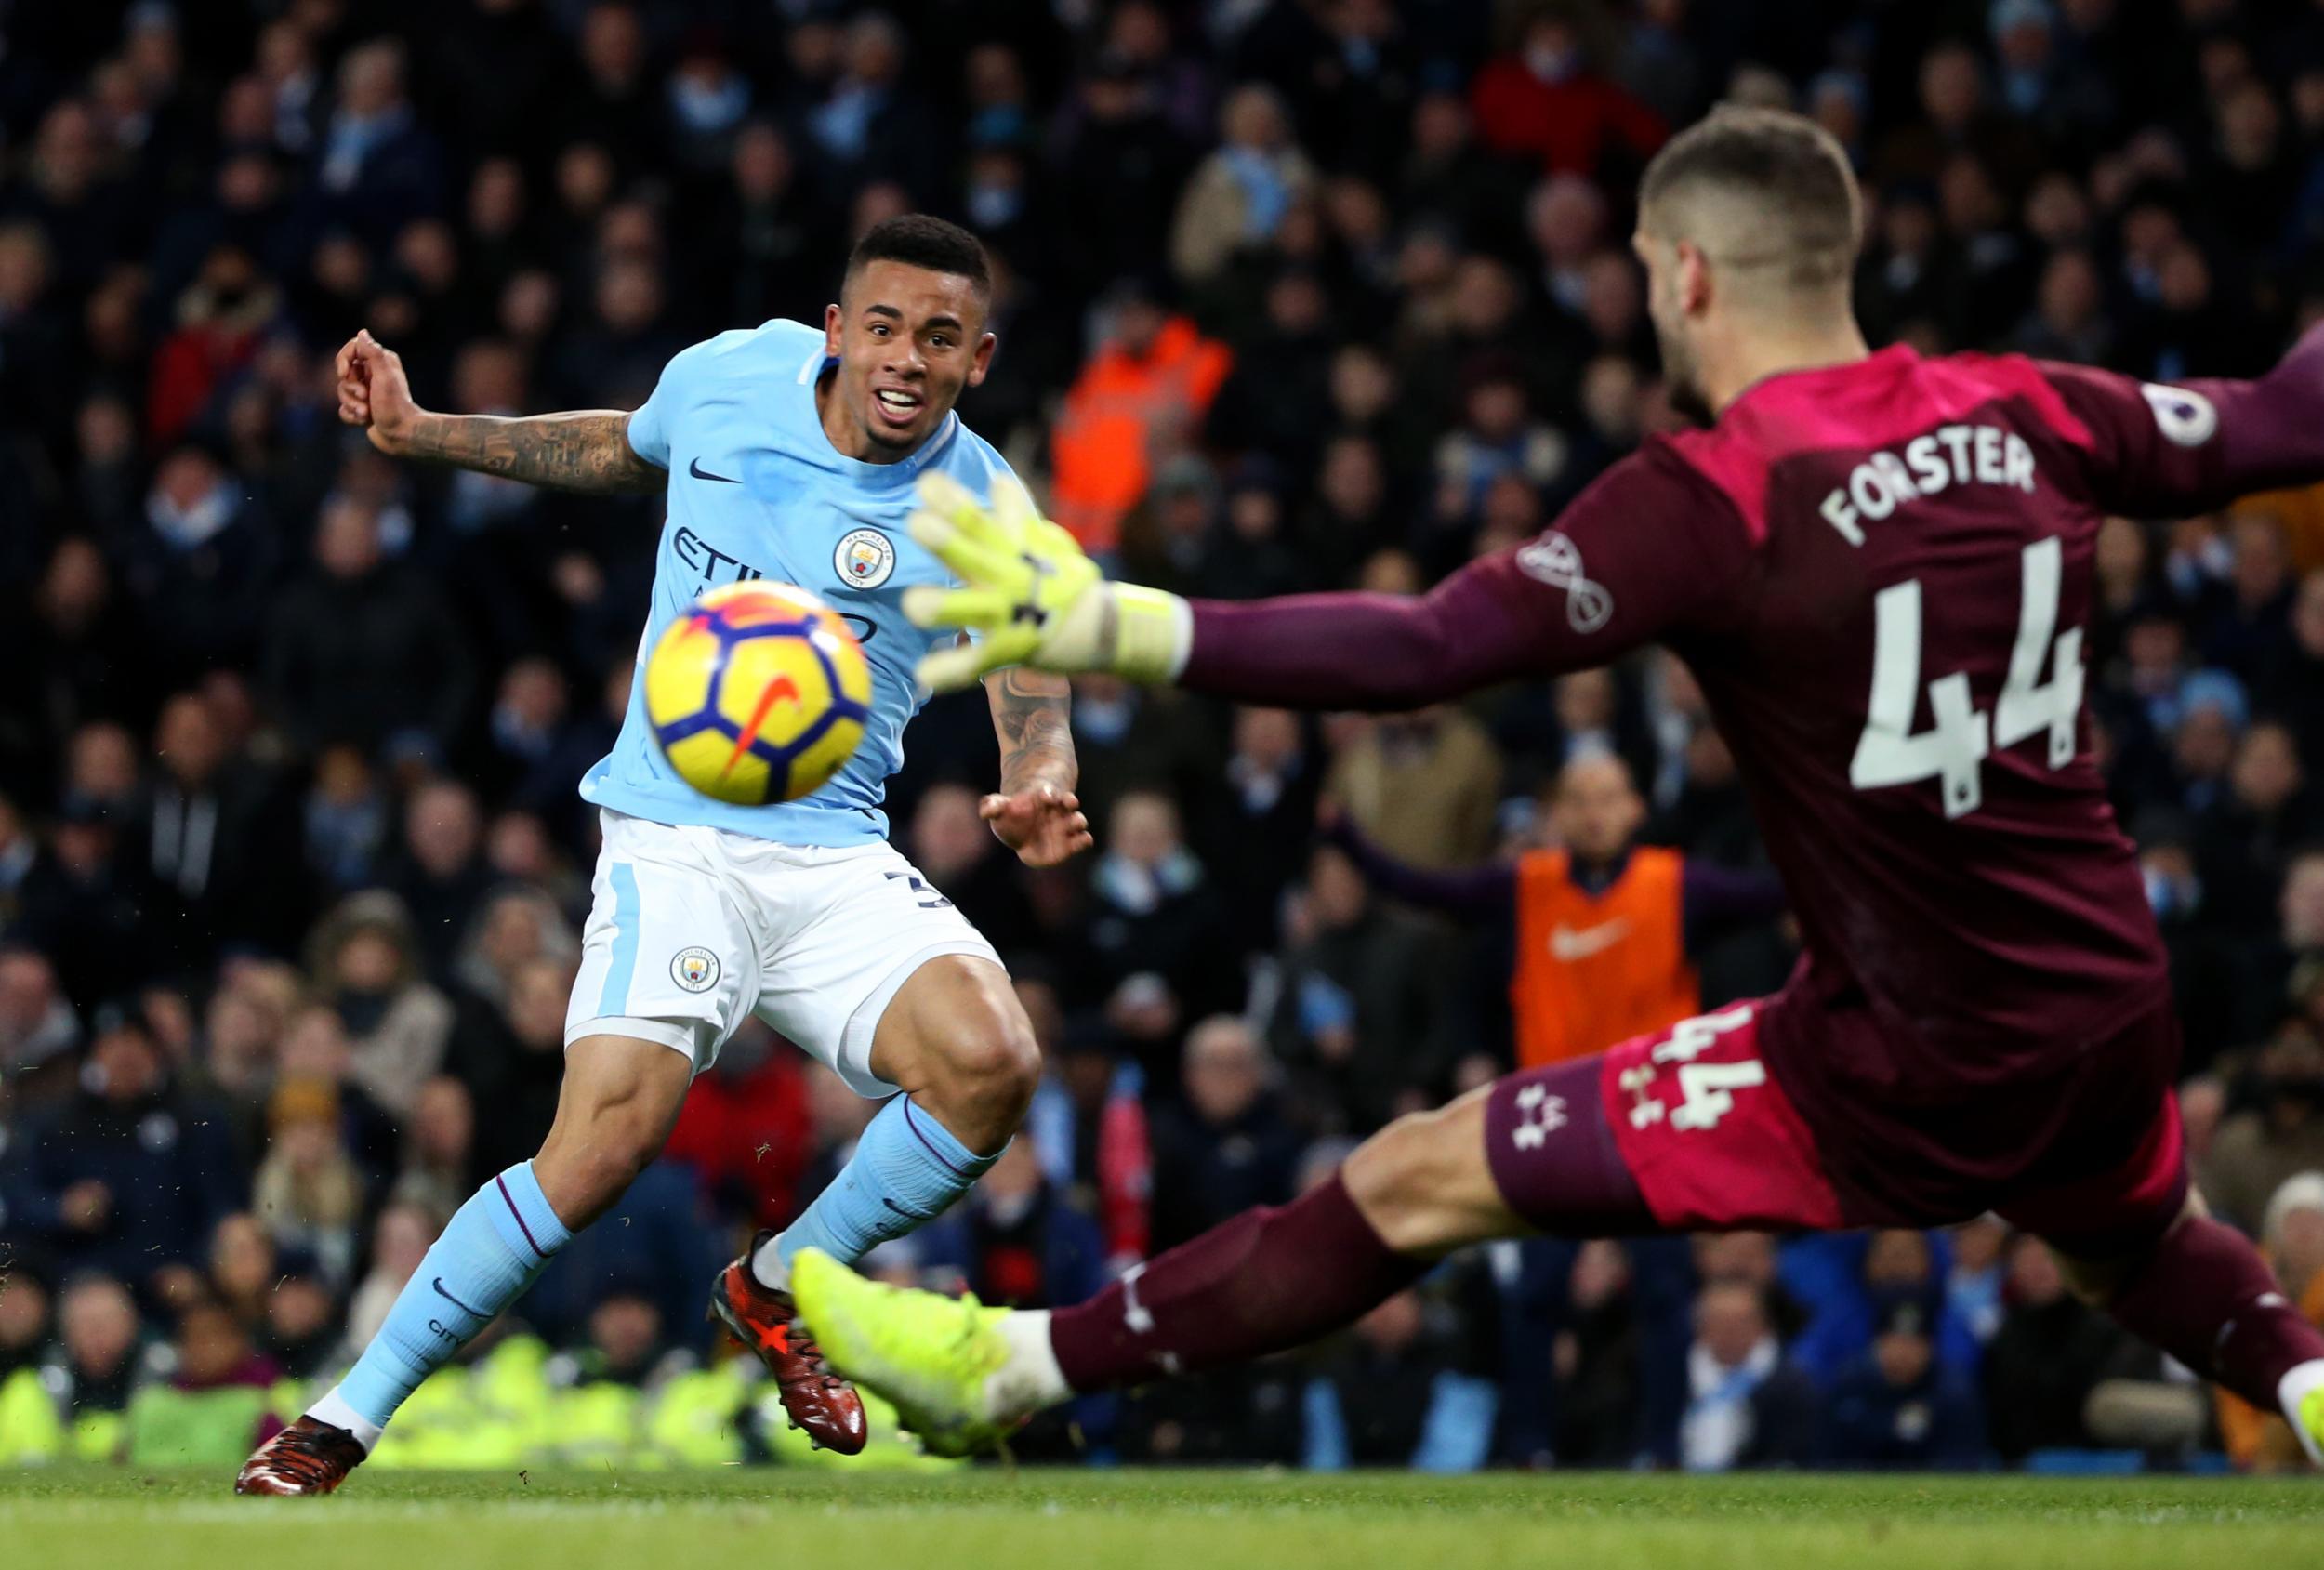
[4, 1466, 2317, 1570]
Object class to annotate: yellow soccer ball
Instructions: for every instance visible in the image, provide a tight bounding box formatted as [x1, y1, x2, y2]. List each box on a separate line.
[643, 581, 874, 806]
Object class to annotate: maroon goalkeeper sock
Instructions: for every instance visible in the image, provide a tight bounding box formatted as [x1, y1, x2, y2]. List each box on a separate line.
[2102, 1215, 2324, 1410]
[1047, 1173, 1425, 1392]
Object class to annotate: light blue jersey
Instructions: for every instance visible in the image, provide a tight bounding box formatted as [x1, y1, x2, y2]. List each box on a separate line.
[580, 319, 1017, 846]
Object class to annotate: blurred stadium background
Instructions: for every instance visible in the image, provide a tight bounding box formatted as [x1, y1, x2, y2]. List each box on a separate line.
[4, 0, 2324, 1480]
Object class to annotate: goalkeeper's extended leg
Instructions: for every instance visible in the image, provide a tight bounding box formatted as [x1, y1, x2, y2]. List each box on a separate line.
[2049, 1195, 2324, 1465]
[793, 1053, 1655, 1453]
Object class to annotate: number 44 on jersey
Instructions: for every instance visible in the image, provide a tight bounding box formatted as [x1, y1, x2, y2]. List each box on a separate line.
[1850, 537, 2085, 819]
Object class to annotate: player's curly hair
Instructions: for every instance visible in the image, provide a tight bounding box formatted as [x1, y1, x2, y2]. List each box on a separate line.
[846, 215, 991, 297]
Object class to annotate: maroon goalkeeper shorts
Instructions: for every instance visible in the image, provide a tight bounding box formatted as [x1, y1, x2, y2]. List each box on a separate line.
[1483, 995, 2188, 1246]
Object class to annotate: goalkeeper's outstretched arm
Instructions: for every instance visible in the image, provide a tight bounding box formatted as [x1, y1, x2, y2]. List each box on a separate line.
[904, 455, 1759, 710]
[914, 332, 2324, 711]
[2034, 321, 2324, 517]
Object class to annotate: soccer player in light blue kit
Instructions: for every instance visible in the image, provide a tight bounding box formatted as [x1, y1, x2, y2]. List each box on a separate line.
[238, 218, 1089, 1493]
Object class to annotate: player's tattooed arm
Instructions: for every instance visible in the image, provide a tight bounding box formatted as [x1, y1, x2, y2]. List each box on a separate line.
[983, 667, 1091, 866]
[336, 329, 666, 495]
[402, 411, 667, 495]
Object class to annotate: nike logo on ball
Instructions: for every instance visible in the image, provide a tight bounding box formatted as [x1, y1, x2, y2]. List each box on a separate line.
[689, 457, 739, 483]
[1550, 918, 1632, 961]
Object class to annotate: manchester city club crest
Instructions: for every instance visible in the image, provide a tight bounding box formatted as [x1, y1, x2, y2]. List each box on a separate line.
[833, 526, 896, 590]
[670, 946, 721, 993]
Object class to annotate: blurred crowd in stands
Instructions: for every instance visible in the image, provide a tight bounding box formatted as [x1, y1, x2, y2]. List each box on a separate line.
[7, 0, 2324, 1473]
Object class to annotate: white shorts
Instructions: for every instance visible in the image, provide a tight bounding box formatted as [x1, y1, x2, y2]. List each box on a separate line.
[565, 809, 1002, 1095]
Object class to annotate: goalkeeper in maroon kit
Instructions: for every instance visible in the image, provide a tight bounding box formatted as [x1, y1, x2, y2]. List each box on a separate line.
[788, 108, 2324, 1461]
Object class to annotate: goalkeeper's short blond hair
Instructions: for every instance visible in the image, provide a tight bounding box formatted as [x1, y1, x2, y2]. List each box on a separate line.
[1638, 107, 1863, 305]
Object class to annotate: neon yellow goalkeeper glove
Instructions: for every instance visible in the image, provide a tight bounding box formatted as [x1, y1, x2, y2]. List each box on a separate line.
[901, 473, 1192, 693]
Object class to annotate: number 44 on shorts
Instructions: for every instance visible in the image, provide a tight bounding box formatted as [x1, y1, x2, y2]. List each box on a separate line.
[1624, 1004, 1763, 1133]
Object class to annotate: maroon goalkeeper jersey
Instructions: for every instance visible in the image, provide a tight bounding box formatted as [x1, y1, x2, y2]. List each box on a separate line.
[1659, 351, 2168, 1059]
[1184, 332, 2324, 1207]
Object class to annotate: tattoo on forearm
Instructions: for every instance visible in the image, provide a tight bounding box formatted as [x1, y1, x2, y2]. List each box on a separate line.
[990, 667, 1076, 796]
[405, 411, 667, 495]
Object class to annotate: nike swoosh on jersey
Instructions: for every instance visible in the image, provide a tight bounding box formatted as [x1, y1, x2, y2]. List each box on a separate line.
[689, 456, 739, 483]
[1550, 917, 1632, 961]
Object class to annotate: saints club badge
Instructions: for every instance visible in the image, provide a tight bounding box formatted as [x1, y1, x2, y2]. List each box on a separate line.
[670, 946, 721, 993]
[834, 527, 896, 590]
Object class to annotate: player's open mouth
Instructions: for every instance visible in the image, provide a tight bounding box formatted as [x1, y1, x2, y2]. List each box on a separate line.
[873, 388, 922, 428]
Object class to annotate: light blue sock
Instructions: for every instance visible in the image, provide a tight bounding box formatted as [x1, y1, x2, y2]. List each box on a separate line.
[323, 1162, 573, 1437]
[769, 1095, 999, 1279]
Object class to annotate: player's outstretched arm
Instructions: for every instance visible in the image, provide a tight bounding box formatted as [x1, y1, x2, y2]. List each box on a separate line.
[901, 458, 1750, 712]
[2040, 321, 2324, 516]
[335, 330, 667, 495]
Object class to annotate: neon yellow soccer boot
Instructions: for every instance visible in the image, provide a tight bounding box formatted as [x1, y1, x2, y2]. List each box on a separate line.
[2297, 1382, 2324, 1467]
[789, 1248, 1054, 1458]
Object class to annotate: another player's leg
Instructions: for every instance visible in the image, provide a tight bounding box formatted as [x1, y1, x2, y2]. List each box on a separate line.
[236, 1034, 689, 1493]
[2049, 1193, 2324, 1462]
[792, 1062, 1608, 1454]
[712, 953, 1037, 1447]
[794, 1000, 1829, 1453]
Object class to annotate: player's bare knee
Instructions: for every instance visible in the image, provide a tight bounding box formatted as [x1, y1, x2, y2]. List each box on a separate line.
[1344, 1100, 1484, 1256]
[917, 1008, 1039, 1150]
